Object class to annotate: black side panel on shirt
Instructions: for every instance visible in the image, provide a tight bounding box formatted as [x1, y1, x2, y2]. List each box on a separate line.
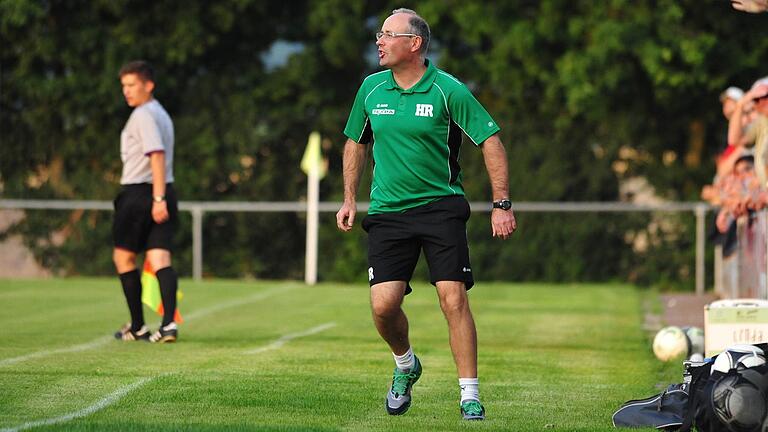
[448, 120, 463, 184]
[359, 119, 373, 145]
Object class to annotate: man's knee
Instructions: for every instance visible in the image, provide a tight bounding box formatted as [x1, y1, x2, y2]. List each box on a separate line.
[371, 299, 402, 320]
[370, 282, 406, 319]
[437, 283, 469, 314]
[113, 249, 137, 273]
[145, 248, 172, 271]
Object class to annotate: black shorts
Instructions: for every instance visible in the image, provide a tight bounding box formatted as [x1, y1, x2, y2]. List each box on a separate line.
[361, 195, 474, 294]
[112, 183, 178, 253]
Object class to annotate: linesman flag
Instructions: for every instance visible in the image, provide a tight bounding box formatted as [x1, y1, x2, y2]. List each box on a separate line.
[300, 131, 328, 179]
[141, 261, 183, 323]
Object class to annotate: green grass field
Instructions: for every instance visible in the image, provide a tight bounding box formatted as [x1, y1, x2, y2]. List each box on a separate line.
[0, 279, 680, 431]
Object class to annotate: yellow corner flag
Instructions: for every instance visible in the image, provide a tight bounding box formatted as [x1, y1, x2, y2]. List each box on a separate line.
[141, 261, 183, 323]
[301, 131, 328, 179]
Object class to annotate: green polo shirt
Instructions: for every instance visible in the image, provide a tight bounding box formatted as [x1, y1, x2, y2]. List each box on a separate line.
[344, 59, 500, 214]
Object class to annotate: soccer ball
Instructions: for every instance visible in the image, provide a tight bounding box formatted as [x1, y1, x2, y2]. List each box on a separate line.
[683, 326, 705, 357]
[711, 368, 768, 432]
[712, 344, 766, 374]
[653, 326, 689, 361]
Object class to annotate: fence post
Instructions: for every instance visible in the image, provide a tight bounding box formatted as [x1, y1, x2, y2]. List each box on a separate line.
[192, 206, 203, 282]
[695, 204, 706, 296]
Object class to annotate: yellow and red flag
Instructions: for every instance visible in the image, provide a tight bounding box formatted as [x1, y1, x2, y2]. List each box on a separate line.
[141, 261, 183, 323]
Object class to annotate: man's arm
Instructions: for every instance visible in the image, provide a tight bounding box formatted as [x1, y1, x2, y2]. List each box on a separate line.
[481, 134, 516, 240]
[732, 0, 768, 13]
[336, 138, 368, 232]
[728, 89, 759, 148]
[728, 99, 749, 150]
[149, 151, 169, 223]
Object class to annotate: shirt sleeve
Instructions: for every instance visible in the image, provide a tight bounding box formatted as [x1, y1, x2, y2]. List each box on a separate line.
[134, 108, 165, 155]
[343, 83, 373, 144]
[448, 85, 500, 146]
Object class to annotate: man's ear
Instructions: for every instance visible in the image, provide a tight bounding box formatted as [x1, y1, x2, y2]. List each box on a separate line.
[145, 80, 156, 94]
[411, 36, 423, 53]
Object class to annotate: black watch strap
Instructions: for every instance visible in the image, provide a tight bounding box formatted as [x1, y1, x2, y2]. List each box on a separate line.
[492, 199, 512, 211]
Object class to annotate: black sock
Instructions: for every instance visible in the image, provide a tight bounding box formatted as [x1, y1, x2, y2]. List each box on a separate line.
[119, 269, 144, 331]
[156, 266, 178, 327]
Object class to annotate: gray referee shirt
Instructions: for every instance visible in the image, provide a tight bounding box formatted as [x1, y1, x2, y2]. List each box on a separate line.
[120, 99, 174, 185]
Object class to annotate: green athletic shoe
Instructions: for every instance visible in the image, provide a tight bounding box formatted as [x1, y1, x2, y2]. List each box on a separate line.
[460, 399, 485, 420]
[385, 355, 422, 415]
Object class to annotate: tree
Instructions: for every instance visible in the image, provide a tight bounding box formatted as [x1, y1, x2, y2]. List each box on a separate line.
[2, 0, 767, 288]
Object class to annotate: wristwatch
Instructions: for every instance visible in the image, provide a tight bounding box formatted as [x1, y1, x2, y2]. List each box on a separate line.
[152, 195, 166, 203]
[492, 199, 512, 211]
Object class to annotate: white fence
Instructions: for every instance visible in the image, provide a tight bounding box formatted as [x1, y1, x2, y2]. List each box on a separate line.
[0, 199, 710, 290]
[716, 210, 768, 299]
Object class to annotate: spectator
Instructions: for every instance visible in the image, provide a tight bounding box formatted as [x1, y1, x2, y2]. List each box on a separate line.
[730, 80, 768, 188]
[715, 152, 758, 233]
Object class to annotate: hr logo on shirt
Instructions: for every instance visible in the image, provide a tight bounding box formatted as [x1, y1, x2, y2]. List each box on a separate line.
[415, 104, 433, 117]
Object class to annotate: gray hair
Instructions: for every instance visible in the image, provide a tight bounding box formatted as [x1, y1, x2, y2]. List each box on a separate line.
[391, 8, 430, 55]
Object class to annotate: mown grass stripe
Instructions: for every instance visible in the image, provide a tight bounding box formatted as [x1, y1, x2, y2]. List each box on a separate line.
[0, 285, 295, 368]
[0, 376, 156, 432]
[244, 322, 337, 354]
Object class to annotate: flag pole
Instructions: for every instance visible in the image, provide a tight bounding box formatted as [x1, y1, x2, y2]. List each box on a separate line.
[305, 167, 319, 285]
[301, 131, 325, 285]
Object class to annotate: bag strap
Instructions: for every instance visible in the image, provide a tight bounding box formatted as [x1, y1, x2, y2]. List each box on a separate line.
[678, 362, 712, 432]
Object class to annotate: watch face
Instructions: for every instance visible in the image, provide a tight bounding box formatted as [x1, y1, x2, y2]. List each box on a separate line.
[494, 200, 511, 210]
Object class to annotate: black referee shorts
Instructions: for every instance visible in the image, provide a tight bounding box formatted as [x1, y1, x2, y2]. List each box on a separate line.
[361, 195, 474, 294]
[112, 183, 178, 253]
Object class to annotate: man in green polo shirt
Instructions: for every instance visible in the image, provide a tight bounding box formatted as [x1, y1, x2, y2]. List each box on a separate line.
[336, 8, 516, 421]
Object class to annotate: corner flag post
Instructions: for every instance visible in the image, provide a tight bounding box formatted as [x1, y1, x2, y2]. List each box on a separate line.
[301, 131, 327, 285]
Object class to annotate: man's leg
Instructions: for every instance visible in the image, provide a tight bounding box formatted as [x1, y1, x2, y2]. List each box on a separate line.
[370, 281, 409, 354]
[436, 280, 484, 420]
[113, 248, 147, 337]
[372, 281, 422, 415]
[435, 281, 477, 377]
[146, 248, 178, 343]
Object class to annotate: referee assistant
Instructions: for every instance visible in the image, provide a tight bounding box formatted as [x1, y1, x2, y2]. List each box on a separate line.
[112, 60, 179, 343]
[336, 8, 516, 421]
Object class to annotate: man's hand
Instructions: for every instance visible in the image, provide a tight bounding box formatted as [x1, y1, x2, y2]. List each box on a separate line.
[336, 201, 356, 232]
[491, 208, 516, 240]
[152, 200, 169, 224]
[732, 0, 768, 13]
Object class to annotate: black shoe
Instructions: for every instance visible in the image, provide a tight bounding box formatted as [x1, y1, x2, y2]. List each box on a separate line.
[150, 322, 178, 343]
[114, 323, 150, 341]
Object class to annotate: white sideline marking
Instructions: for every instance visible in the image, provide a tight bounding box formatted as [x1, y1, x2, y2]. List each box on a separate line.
[245, 322, 336, 354]
[0, 376, 156, 432]
[0, 286, 294, 368]
[182, 286, 292, 321]
[0, 336, 112, 368]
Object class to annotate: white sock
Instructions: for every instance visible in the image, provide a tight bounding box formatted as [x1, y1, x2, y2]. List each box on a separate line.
[393, 347, 415, 371]
[459, 378, 480, 403]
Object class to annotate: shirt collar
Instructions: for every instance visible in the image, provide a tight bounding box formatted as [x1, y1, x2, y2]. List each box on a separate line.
[384, 59, 437, 93]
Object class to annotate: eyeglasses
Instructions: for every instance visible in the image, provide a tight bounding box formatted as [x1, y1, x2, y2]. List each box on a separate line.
[375, 31, 418, 40]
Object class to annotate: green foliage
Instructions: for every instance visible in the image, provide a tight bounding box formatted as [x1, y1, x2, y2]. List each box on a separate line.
[3, 0, 767, 287]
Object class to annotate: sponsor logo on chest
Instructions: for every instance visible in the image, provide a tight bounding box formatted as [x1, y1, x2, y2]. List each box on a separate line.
[372, 103, 395, 116]
[371, 102, 435, 117]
